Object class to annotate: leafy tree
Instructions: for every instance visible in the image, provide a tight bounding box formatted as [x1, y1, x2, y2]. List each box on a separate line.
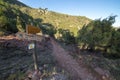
[108, 29, 120, 57]
[58, 28, 76, 44]
[77, 16, 120, 57]
[0, 16, 8, 30]
[40, 23, 57, 37]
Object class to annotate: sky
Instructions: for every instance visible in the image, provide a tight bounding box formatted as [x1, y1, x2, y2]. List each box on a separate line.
[18, 0, 120, 27]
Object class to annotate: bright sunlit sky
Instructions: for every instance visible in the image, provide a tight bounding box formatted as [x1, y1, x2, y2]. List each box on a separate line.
[18, 0, 120, 27]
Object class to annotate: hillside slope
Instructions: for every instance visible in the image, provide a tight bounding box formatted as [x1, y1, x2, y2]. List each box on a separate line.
[0, 0, 91, 36]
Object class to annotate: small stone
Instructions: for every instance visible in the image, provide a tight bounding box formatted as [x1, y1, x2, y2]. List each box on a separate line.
[102, 75, 106, 80]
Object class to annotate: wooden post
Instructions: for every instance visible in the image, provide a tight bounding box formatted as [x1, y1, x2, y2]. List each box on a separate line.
[26, 24, 28, 34]
[33, 40, 39, 71]
[26, 24, 39, 71]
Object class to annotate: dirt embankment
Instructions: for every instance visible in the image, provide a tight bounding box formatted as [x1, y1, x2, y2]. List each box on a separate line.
[0, 35, 68, 80]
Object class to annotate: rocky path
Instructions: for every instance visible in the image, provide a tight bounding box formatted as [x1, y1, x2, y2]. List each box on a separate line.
[50, 38, 109, 80]
[0, 35, 112, 80]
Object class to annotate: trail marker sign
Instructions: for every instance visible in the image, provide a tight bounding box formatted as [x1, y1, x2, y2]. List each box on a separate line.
[27, 25, 41, 34]
[28, 43, 35, 49]
[16, 24, 42, 71]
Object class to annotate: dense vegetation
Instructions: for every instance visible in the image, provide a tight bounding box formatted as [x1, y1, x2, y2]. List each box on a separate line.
[0, 0, 33, 35]
[77, 16, 120, 57]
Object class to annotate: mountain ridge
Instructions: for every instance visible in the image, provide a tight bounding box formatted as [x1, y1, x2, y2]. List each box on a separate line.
[0, 0, 91, 36]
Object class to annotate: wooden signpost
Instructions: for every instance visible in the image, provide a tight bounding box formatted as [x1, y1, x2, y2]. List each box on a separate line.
[16, 25, 42, 71]
[26, 25, 40, 71]
[16, 25, 44, 79]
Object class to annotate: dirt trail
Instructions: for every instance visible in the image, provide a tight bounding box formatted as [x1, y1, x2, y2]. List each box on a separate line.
[50, 38, 107, 80]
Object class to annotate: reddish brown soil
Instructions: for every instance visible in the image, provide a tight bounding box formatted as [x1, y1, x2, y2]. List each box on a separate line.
[50, 38, 110, 80]
[0, 35, 110, 80]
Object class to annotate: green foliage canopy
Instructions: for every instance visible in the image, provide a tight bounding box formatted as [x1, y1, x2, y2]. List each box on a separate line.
[77, 16, 120, 57]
